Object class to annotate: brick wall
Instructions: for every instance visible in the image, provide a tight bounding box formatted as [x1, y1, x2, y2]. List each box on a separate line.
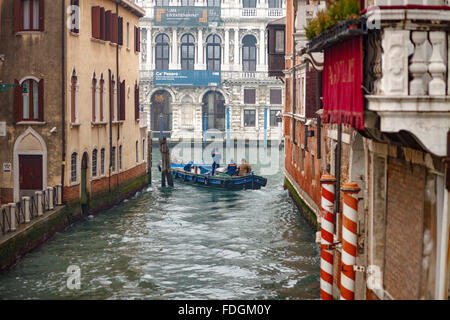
[384, 158, 425, 299]
[0, 188, 13, 205]
[305, 69, 318, 119]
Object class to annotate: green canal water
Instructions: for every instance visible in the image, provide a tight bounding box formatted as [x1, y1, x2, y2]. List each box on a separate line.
[0, 144, 320, 300]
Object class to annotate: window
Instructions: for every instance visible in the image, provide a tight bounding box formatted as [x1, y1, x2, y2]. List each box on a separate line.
[268, 0, 282, 8]
[181, 0, 194, 5]
[92, 74, 97, 122]
[275, 30, 285, 53]
[119, 80, 125, 121]
[71, 152, 77, 183]
[92, 7, 121, 44]
[134, 26, 141, 52]
[136, 141, 139, 163]
[181, 34, 195, 70]
[119, 145, 122, 171]
[14, 0, 44, 32]
[242, 35, 257, 72]
[270, 110, 280, 127]
[243, 0, 256, 8]
[70, 71, 78, 123]
[99, 75, 105, 122]
[14, 78, 43, 123]
[111, 146, 116, 172]
[100, 148, 105, 175]
[207, 0, 220, 6]
[142, 139, 146, 161]
[270, 89, 282, 105]
[156, 0, 169, 5]
[244, 110, 256, 127]
[118, 17, 123, 46]
[206, 34, 221, 71]
[155, 34, 170, 70]
[126, 22, 130, 49]
[301, 148, 305, 173]
[311, 154, 315, 179]
[92, 149, 98, 177]
[244, 88, 256, 105]
[111, 76, 117, 121]
[69, 0, 79, 33]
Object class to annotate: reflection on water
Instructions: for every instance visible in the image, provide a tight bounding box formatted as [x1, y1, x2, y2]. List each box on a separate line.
[0, 145, 320, 300]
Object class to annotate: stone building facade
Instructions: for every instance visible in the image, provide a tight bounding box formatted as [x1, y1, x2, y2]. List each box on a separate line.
[135, 0, 285, 141]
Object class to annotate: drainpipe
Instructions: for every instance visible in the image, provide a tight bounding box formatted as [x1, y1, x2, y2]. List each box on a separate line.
[116, 2, 120, 186]
[109, 69, 112, 193]
[292, 29, 296, 146]
[61, 0, 66, 203]
[335, 123, 342, 233]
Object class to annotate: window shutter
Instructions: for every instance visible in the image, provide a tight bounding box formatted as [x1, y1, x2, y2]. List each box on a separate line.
[100, 7, 105, 40]
[137, 27, 141, 52]
[13, 0, 21, 32]
[105, 10, 111, 41]
[134, 26, 137, 52]
[14, 79, 22, 123]
[39, 0, 45, 31]
[91, 6, 100, 39]
[38, 79, 44, 122]
[134, 84, 139, 120]
[118, 17, 123, 46]
[111, 13, 118, 44]
[120, 81, 125, 121]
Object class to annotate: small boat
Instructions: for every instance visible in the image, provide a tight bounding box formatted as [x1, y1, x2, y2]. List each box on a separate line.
[169, 162, 267, 191]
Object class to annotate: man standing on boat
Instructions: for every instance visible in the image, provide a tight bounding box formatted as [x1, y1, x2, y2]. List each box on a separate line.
[211, 148, 221, 176]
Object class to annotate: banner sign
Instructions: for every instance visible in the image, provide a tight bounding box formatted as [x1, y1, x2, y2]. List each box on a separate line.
[154, 70, 221, 87]
[154, 6, 221, 27]
[322, 36, 364, 130]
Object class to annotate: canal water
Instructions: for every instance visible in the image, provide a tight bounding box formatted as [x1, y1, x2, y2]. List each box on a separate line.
[0, 144, 320, 300]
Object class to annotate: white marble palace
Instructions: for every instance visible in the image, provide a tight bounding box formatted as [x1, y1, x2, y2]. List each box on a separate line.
[134, 0, 286, 141]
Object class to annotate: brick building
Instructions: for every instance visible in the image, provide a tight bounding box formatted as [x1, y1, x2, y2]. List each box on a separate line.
[274, 0, 450, 299]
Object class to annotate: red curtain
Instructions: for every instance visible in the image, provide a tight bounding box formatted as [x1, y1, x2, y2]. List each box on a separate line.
[322, 36, 364, 130]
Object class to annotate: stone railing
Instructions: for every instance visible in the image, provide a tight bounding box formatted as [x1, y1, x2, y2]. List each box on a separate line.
[0, 185, 63, 236]
[380, 29, 449, 97]
[373, 0, 447, 5]
[222, 71, 268, 80]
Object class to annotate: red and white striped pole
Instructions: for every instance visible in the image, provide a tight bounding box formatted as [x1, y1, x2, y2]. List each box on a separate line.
[320, 174, 336, 300]
[340, 182, 360, 300]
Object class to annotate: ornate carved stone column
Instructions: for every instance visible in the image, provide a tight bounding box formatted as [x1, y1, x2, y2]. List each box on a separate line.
[409, 31, 429, 95]
[428, 31, 447, 96]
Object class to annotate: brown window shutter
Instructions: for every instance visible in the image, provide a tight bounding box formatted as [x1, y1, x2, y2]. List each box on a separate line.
[71, 77, 76, 123]
[118, 17, 123, 46]
[39, 0, 45, 31]
[38, 79, 44, 122]
[91, 6, 100, 39]
[13, 0, 21, 32]
[138, 27, 141, 52]
[119, 80, 125, 121]
[92, 79, 96, 122]
[111, 13, 118, 44]
[134, 26, 137, 52]
[105, 10, 111, 41]
[134, 84, 138, 120]
[100, 7, 105, 40]
[14, 79, 22, 123]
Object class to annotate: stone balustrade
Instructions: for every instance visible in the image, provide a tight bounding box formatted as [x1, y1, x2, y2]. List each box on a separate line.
[0, 185, 63, 236]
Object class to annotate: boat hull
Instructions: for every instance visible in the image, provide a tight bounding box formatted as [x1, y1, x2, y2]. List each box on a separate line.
[171, 168, 267, 191]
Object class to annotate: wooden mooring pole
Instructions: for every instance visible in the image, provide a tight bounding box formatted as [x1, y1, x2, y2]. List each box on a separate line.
[159, 136, 174, 187]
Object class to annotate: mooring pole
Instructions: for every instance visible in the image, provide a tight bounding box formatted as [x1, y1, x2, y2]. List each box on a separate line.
[159, 136, 173, 187]
[264, 105, 268, 148]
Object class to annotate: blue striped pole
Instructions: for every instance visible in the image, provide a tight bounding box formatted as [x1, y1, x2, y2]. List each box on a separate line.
[264, 105, 268, 147]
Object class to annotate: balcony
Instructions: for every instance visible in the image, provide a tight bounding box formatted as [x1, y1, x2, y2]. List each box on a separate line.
[364, 6, 450, 157]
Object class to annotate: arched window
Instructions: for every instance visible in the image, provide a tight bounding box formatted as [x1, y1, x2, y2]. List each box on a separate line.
[206, 34, 221, 71]
[15, 77, 43, 122]
[119, 145, 123, 171]
[111, 146, 116, 172]
[136, 141, 139, 163]
[100, 148, 105, 175]
[181, 34, 195, 70]
[99, 74, 105, 122]
[156, 0, 169, 5]
[92, 149, 98, 177]
[155, 34, 170, 70]
[268, 0, 282, 8]
[70, 71, 78, 123]
[242, 35, 257, 72]
[71, 152, 78, 183]
[181, 0, 194, 5]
